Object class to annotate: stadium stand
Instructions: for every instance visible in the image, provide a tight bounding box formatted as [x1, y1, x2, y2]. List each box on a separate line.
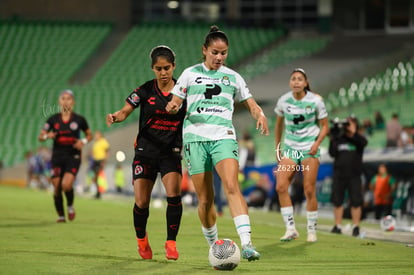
[0, 21, 112, 167]
[238, 36, 330, 82]
[0, 21, 284, 167]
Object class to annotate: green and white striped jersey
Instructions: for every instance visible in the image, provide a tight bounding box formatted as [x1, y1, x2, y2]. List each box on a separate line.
[172, 63, 252, 142]
[274, 91, 328, 151]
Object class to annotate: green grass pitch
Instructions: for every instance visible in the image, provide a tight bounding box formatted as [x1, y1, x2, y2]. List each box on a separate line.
[1, 185, 413, 274]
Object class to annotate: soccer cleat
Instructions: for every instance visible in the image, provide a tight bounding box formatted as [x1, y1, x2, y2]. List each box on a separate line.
[280, 229, 299, 242]
[331, 225, 342, 234]
[307, 232, 317, 242]
[137, 233, 152, 260]
[56, 216, 66, 223]
[165, 240, 179, 260]
[352, 226, 360, 237]
[68, 207, 76, 221]
[241, 243, 261, 261]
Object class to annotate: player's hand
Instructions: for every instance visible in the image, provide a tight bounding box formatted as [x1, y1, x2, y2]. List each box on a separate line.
[48, 132, 57, 139]
[309, 143, 319, 155]
[256, 115, 269, 135]
[106, 112, 118, 127]
[73, 139, 84, 150]
[166, 101, 180, 114]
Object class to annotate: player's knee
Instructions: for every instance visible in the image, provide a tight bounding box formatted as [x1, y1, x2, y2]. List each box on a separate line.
[224, 181, 240, 196]
[276, 184, 288, 194]
[303, 187, 315, 199]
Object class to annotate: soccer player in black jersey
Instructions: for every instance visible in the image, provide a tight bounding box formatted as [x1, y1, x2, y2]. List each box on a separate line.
[38, 89, 92, 223]
[106, 45, 185, 261]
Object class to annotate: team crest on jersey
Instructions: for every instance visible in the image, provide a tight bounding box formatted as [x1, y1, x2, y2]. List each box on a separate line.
[130, 93, 140, 103]
[305, 105, 313, 114]
[221, 76, 230, 86]
[70, 122, 78, 130]
[179, 87, 187, 94]
[134, 165, 143, 175]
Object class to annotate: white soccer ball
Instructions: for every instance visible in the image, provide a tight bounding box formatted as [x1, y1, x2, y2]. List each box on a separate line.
[208, 239, 240, 270]
[380, 215, 396, 232]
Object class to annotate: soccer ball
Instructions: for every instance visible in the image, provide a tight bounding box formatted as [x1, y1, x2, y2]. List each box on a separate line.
[208, 239, 240, 270]
[380, 215, 396, 232]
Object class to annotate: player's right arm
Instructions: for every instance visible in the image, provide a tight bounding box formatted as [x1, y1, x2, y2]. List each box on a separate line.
[38, 119, 56, 142]
[274, 115, 284, 152]
[106, 102, 134, 127]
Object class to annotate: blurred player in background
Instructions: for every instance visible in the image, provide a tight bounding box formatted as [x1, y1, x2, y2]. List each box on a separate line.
[38, 89, 92, 223]
[90, 131, 110, 199]
[274, 68, 329, 242]
[106, 45, 185, 261]
[370, 163, 396, 220]
[166, 25, 268, 262]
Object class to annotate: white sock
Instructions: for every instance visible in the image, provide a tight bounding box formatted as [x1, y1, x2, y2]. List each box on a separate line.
[281, 206, 296, 230]
[307, 211, 318, 233]
[202, 224, 218, 246]
[233, 214, 251, 247]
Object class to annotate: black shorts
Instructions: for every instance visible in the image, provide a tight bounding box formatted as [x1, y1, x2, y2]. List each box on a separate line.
[331, 174, 363, 207]
[91, 160, 104, 174]
[51, 154, 81, 178]
[132, 153, 182, 182]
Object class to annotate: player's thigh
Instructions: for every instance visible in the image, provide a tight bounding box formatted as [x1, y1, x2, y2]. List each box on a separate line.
[133, 178, 155, 207]
[301, 157, 319, 193]
[210, 139, 239, 165]
[191, 171, 215, 204]
[215, 158, 240, 193]
[183, 142, 212, 175]
[275, 158, 296, 192]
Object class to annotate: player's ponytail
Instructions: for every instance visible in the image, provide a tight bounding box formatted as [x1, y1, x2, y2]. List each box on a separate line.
[203, 25, 229, 49]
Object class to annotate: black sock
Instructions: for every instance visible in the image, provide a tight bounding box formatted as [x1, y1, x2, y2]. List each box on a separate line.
[166, 196, 182, 241]
[54, 195, 64, 217]
[133, 203, 149, 239]
[65, 188, 74, 207]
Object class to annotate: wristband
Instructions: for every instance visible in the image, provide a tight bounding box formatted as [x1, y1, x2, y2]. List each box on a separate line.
[81, 138, 88, 145]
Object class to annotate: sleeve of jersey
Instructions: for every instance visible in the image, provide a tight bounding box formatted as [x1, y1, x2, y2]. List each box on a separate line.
[235, 73, 252, 102]
[316, 98, 328, 119]
[171, 70, 189, 99]
[81, 116, 89, 131]
[43, 118, 52, 131]
[274, 98, 284, 117]
[126, 87, 142, 109]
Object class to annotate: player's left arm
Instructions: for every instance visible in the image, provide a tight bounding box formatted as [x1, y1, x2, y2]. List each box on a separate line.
[242, 97, 269, 135]
[74, 118, 93, 150]
[309, 117, 329, 155]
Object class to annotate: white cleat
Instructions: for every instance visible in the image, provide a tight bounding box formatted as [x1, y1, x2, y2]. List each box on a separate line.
[280, 229, 299, 242]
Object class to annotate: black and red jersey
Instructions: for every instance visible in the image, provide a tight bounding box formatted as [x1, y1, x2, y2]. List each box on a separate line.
[43, 112, 89, 157]
[126, 79, 186, 157]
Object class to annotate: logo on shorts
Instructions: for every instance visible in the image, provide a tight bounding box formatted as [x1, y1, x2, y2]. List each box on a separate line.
[134, 165, 143, 175]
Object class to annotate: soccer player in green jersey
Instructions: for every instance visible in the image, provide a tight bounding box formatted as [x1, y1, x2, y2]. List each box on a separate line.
[166, 25, 268, 261]
[274, 68, 329, 242]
